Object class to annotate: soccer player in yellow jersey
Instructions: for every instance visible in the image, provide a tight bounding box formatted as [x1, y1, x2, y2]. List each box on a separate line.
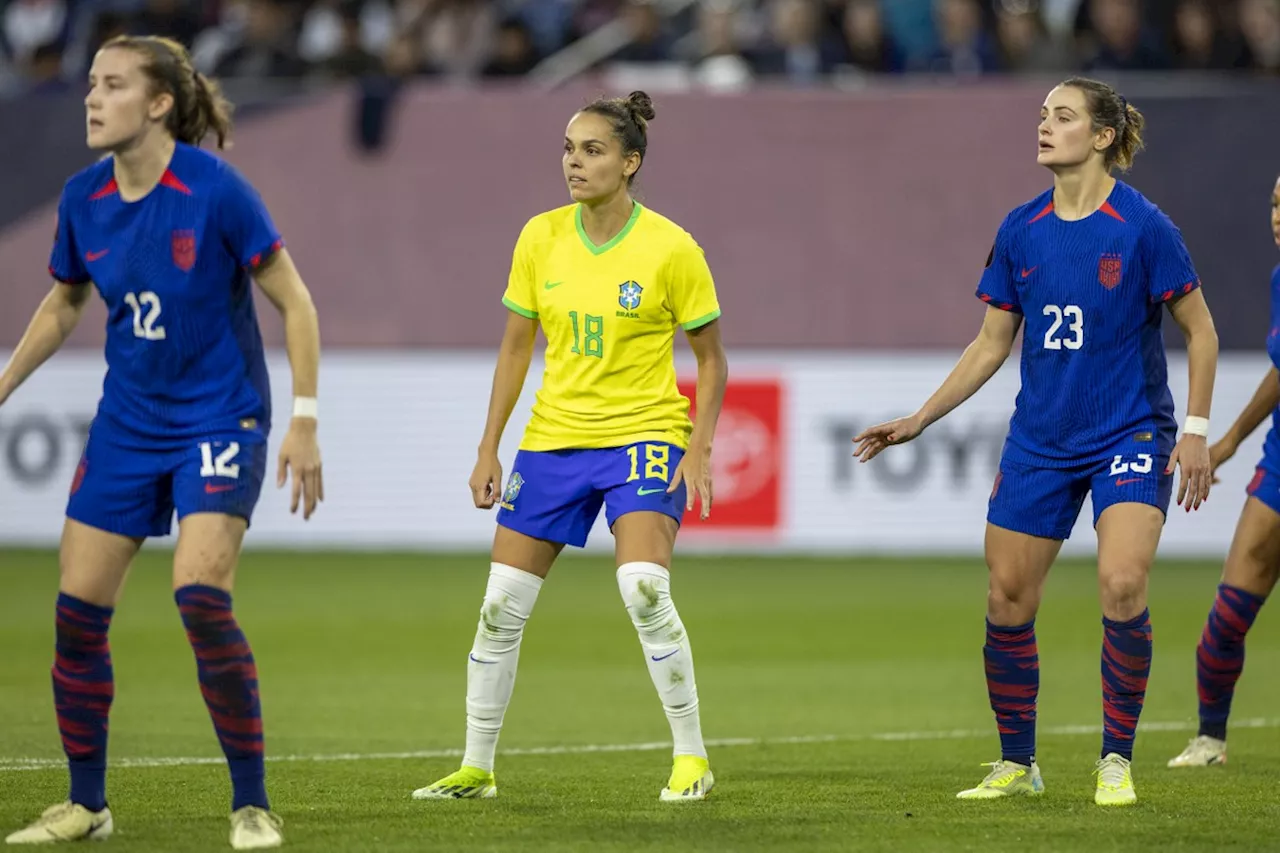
[411, 90, 728, 804]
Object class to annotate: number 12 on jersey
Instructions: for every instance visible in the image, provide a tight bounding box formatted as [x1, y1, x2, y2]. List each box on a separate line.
[1043, 304, 1083, 350]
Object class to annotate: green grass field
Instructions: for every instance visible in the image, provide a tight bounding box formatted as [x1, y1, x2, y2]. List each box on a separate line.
[1, 551, 1278, 851]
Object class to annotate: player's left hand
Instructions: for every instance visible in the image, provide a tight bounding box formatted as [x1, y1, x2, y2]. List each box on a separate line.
[669, 445, 713, 520]
[1167, 433, 1210, 512]
[278, 419, 324, 520]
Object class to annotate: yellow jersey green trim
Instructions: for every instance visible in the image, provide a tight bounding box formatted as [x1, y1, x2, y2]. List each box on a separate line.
[575, 202, 643, 256]
[503, 297, 537, 319]
[681, 309, 721, 331]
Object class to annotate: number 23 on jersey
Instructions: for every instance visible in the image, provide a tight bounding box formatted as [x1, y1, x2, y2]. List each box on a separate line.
[1043, 304, 1083, 350]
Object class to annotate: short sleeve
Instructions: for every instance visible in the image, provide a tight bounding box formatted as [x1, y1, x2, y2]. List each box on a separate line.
[1142, 210, 1200, 304]
[975, 216, 1021, 313]
[667, 237, 721, 330]
[49, 191, 90, 285]
[501, 220, 538, 319]
[217, 163, 283, 270]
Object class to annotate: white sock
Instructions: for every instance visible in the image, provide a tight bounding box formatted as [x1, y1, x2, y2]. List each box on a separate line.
[461, 562, 543, 773]
[616, 561, 707, 759]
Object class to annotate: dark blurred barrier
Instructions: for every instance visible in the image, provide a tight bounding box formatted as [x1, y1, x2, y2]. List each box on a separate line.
[1, 78, 1276, 351]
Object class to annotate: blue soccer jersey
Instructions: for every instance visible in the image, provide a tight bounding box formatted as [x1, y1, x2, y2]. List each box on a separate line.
[977, 181, 1200, 467]
[1259, 265, 1280, 474]
[50, 142, 280, 446]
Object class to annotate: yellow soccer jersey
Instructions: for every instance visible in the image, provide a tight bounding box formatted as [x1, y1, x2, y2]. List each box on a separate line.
[501, 202, 721, 452]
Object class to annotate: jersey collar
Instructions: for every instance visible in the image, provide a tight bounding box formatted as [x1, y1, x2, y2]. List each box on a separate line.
[575, 201, 643, 256]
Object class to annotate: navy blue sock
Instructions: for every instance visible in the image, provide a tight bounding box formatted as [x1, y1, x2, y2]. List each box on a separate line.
[176, 585, 268, 811]
[53, 593, 114, 812]
[984, 619, 1039, 766]
[1101, 609, 1152, 762]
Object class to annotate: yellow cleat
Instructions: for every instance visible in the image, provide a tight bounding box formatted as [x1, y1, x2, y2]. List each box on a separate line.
[5, 802, 113, 845]
[1094, 753, 1137, 806]
[411, 766, 497, 800]
[956, 760, 1045, 799]
[660, 755, 714, 802]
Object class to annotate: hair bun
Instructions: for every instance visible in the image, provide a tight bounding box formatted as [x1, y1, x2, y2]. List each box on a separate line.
[626, 90, 656, 123]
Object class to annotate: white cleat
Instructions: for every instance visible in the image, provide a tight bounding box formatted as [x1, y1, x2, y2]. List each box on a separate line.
[229, 807, 283, 850]
[1167, 735, 1227, 768]
[5, 802, 113, 845]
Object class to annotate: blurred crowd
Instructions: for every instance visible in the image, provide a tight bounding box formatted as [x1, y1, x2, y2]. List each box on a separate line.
[2, 0, 1279, 96]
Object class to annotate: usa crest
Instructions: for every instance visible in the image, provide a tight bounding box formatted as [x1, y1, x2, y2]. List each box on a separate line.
[172, 229, 196, 272]
[618, 281, 643, 311]
[1098, 253, 1122, 289]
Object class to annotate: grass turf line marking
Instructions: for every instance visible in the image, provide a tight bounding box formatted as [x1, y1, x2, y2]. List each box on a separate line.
[1, 717, 1275, 773]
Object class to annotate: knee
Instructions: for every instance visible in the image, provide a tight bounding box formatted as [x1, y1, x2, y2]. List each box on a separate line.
[175, 586, 234, 645]
[1099, 565, 1149, 620]
[477, 590, 524, 643]
[617, 562, 674, 627]
[986, 569, 1039, 623]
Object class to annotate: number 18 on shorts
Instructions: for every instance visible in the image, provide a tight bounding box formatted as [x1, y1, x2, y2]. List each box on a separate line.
[496, 442, 688, 547]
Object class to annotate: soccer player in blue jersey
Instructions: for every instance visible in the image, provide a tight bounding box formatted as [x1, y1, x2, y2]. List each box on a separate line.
[410, 91, 728, 804]
[1, 36, 321, 849]
[854, 77, 1219, 806]
[1167, 174, 1280, 770]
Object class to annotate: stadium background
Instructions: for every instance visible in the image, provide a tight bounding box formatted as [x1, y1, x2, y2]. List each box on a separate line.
[2, 1, 1280, 851]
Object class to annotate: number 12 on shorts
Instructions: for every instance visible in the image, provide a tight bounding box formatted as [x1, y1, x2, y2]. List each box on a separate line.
[626, 444, 670, 483]
[200, 441, 241, 478]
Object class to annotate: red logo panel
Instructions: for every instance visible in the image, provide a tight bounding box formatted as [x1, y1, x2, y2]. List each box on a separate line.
[1098, 253, 1122, 289]
[172, 230, 196, 272]
[676, 378, 783, 531]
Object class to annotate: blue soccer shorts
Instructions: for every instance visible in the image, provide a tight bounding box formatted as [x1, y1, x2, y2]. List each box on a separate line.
[66, 419, 269, 539]
[988, 435, 1174, 540]
[1245, 456, 1280, 518]
[495, 441, 688, 547]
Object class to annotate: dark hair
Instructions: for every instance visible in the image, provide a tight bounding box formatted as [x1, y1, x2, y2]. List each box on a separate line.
[104, 35, 234, 149]
[1058, 76, 1145, 172]
[580, 90, 655, 186]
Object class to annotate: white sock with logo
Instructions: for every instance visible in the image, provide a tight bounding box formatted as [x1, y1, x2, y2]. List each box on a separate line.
[462, 563, 543, 773]
[616, 561, 707, 759]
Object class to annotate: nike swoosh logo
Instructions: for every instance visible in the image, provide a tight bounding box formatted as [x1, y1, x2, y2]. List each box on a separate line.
[86, 249, 109, 261]
[1115, 478, 1142, 486]
[1020, 266, 1037, 278]
[650, 649, 679, 662]
[470, 654, 497, 665]
[544, 281, 564, 290]
[204, 483, 236, 494]
[637, 487, 665, 496]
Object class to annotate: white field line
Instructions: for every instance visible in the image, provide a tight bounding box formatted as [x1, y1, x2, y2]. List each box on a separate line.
[1, 717, 1274, 773]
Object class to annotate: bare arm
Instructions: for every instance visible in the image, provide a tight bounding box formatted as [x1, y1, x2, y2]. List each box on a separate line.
[1165, 288, 1218, 510]
[684, 319, 728, 454]
[1222, 367, 1280, 451]
[470, 311, 538, 508]
[0, 282, 93, 404]
[254, 248, 324, 518]
[919, 306, 1022, 427]
[254, 249, 320, 405]
[854, 306, 1021, 461]
[479, 311, 538, 453]
[1167, 288, 1217, 425]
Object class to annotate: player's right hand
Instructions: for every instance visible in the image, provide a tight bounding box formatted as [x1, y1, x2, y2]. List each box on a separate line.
[1207, 438, 1237, 485]
[470, 452, 504, 510]
[852, 414, 926, 463]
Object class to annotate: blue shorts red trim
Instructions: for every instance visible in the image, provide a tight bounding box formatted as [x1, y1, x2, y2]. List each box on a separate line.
[66, 420, 268, 539]
[1246, 462, 1280, 518]
[988, 438, 1173, 540]
[496, 442, 687, 547]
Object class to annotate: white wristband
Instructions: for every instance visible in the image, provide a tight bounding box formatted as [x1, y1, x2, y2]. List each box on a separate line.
[1183, 416, 1209, 437]
[292, 397, 318, 420]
